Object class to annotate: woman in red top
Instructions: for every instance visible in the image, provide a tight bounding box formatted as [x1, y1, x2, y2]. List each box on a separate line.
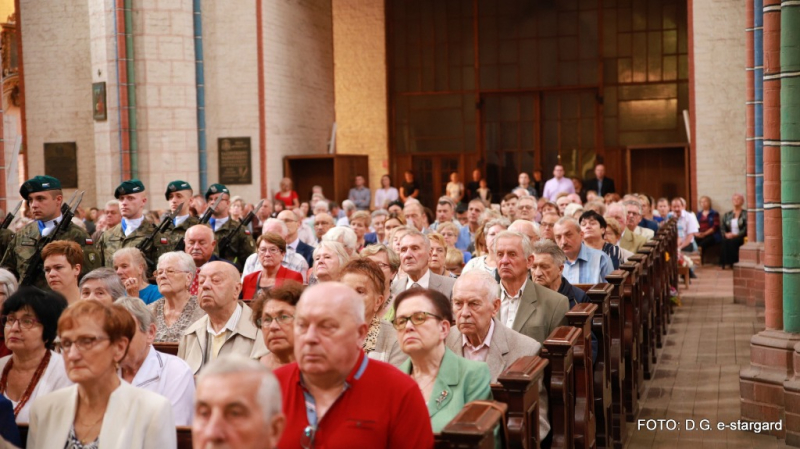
[242, 233, 303, 300]
[275, 177, 299, 210]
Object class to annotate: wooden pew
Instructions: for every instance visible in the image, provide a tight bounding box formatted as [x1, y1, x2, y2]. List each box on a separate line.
[644, 237, 667, 349]
[619, 260, 642, 421]
[630, 249, 655, 380]
[154, 342, 180, 356]
[604, 270, 628, 448]
[493, 355, 549, 449]
[436, 401, 509, 449]
[565, 302, 598, 449]
[541, 326, 581, 449]
[584, 284, 613, 449]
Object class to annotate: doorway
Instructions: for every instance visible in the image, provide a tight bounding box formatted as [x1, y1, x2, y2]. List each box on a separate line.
[626, 145, 690, 202]
[412, 156, 460, 208]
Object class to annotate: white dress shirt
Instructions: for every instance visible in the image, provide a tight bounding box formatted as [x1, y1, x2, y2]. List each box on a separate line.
[500, 279, 527, 328]
[38, 215, 64, 237]
[210, 216, 229, 232]
[122, 216, 145, 236]
[174, 214, 190, 227]
[128, 346, 195, 426]
[0, 351, 73, 423]
[207, 303, 242, 336]
[405, 269, 432, 290]
[462, 319, 495, 362]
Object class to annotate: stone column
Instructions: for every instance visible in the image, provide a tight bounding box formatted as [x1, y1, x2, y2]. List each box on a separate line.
[755, 0, 765, 243]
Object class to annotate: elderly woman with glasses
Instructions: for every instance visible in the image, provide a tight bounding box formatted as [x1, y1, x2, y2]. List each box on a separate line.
[26, 300, 176, 449]
[242, 233, 304, 300]
[250, 281, 304, 369]
[148, 251, 206, 343]
[0, 268, 19, 358]
[393, 288, 491, 433]
[115, 297, 195, 426]
[113, 247, 163, 304]
[0, 288, 71, 423]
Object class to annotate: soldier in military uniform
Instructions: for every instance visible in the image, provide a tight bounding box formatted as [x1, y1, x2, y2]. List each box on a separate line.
[1, 176, 100, 289]
[98, 179, 158, 268]
[154, 180, 200, 259]
[205, 183, 255, 271]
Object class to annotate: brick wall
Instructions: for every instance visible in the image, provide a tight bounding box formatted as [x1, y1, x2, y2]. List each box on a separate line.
[692, 0, 747, 213]
[262, 0, 335, 201]
[332, 0, 387, 196]
[20, 0, 96, 205]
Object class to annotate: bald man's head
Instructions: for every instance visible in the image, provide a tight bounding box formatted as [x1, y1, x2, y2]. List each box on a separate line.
[509, 219, 539, 243]
[185, 224, 216, 266]
[197, 261, 243, 317]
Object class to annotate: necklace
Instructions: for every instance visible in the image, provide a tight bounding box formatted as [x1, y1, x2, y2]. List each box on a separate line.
[413, 372, 436, 392]
[0, 350, 52, 416]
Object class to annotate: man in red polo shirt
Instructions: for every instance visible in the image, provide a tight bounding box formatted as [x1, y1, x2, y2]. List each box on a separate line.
[274, 283, 434, 449]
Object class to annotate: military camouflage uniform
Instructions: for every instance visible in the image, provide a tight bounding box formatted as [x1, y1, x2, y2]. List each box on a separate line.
[98, 220, 158, 268]
[212, 218, 255, 271]
[153, 216, 201, 259]
[1, 221, 101, 289]
[0, 229, 14, 264]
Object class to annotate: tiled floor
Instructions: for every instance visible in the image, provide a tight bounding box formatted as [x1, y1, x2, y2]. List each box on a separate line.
[623, 263, 792, 448]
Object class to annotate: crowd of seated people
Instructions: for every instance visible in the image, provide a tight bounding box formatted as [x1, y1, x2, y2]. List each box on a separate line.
[0, 166, 742, 449]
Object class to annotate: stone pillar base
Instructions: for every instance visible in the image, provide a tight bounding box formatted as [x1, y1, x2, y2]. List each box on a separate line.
[784, 341, 800, 446]
[734, 242, 765, 306]
[740, 330, 800, 440]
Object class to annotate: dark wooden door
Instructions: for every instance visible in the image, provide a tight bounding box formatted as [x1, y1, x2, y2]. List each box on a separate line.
[413, 156, 459, 208]
[626, 146, 689, 201]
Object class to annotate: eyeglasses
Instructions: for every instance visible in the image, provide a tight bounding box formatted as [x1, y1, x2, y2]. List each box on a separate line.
[540, 222, 556, 229]
[626, 211, 640, 216]
[373, 261, 390, 270]
[518, 205, 535, 210]
[258, 247, 282, 256]
[58, 336, 109, 352]
[256, 314, 294, 328]
[392, 311, 442, 330]
[155, 268, 190, 277]
[2, 316, 41, 330]
[301, 425, 317, 449]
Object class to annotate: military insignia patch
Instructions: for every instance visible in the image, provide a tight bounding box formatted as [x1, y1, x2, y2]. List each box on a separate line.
[89, 254, 97, 262]
[160, 237, 168, 244]
[245, 230, 251, 235]
[85, 238, 93, 245]
[210, 185, 218, 193]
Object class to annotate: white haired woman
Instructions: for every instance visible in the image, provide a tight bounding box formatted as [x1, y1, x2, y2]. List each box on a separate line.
[113, 247, 162, 304]
[116, 297, 195, 426]
[461, 218, 510, 276]
[308, 241, 350, 285]
[323, 226, 358, 256]
[148, 252, 206, 342]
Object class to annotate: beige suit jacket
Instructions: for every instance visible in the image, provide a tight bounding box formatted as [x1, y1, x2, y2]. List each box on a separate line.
[619, 229, 648, 254]
[390, 270, 456, 299]
[445, 320, 551, 440]
[509, 282, 569, 345]
[368, 319, 408, 368]
[27, 382, 176, 449]
[178, 301, 267, 374]
[634, 225, 655, 240]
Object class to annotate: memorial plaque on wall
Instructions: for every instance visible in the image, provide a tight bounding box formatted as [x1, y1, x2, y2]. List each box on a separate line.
[218, 137, 251, 185]
[44, 142, 78, 188]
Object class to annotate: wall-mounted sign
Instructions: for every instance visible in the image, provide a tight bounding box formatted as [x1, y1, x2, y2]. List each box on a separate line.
[44, 142, 78, 188]
[218, 137, 252, 185]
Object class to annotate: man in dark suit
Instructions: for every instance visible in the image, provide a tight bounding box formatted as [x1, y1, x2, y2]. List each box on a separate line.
[583, 163, 616, 197]
[277, 210, 314, 266]
[390, 229, 456, 299]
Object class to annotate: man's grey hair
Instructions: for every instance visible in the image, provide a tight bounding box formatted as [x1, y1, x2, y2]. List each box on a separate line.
[314, 200, 330, 212]
[518, 196, 537, 207]
[454, 270, 499, 304]
[491, 230, 533, 258]
[623, 199, 643, 215]
[113, 247, 147, 271]
[532, 239, 567, 267]
[114, 296, 155, 332]
[555, 216, 581, 233]
[342, 200, 356, 212]
[323, 226, 357, 251]
[398, 228, 430, 251]
[564, 203, 584, 218]
[371, 209, 389, 219]
[158, 251, 197, 277]
[512, 187, 530, 198]
[79, 267, 126, 300]
[0, 268, 18, 298]
[263, 218, 289, 237]
[606, 202, 625, 217]
[197, 354, 283, 422]
[105, 199, 120, 209]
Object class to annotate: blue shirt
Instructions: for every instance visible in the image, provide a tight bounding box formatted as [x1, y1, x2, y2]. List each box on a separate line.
[456, 225, 473, 251]
[139, 283, 164, 305]
[348, 187, 371, 210]
[563, 243, 614, 285]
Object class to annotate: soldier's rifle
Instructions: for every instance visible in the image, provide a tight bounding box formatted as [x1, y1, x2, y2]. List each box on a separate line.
[173, 194, 223, 252]
[20, 191, 84, 286]
[217, 200, 262, 252]
[137, 203, 184, 273]
[0, 201, 22, 230]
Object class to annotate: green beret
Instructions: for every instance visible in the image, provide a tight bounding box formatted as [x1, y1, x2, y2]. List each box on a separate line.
[205, 183, 230, 200]
[165, 180, 193, 200]
[114, 179, 146, 199]
[20, 176, 62, 200]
